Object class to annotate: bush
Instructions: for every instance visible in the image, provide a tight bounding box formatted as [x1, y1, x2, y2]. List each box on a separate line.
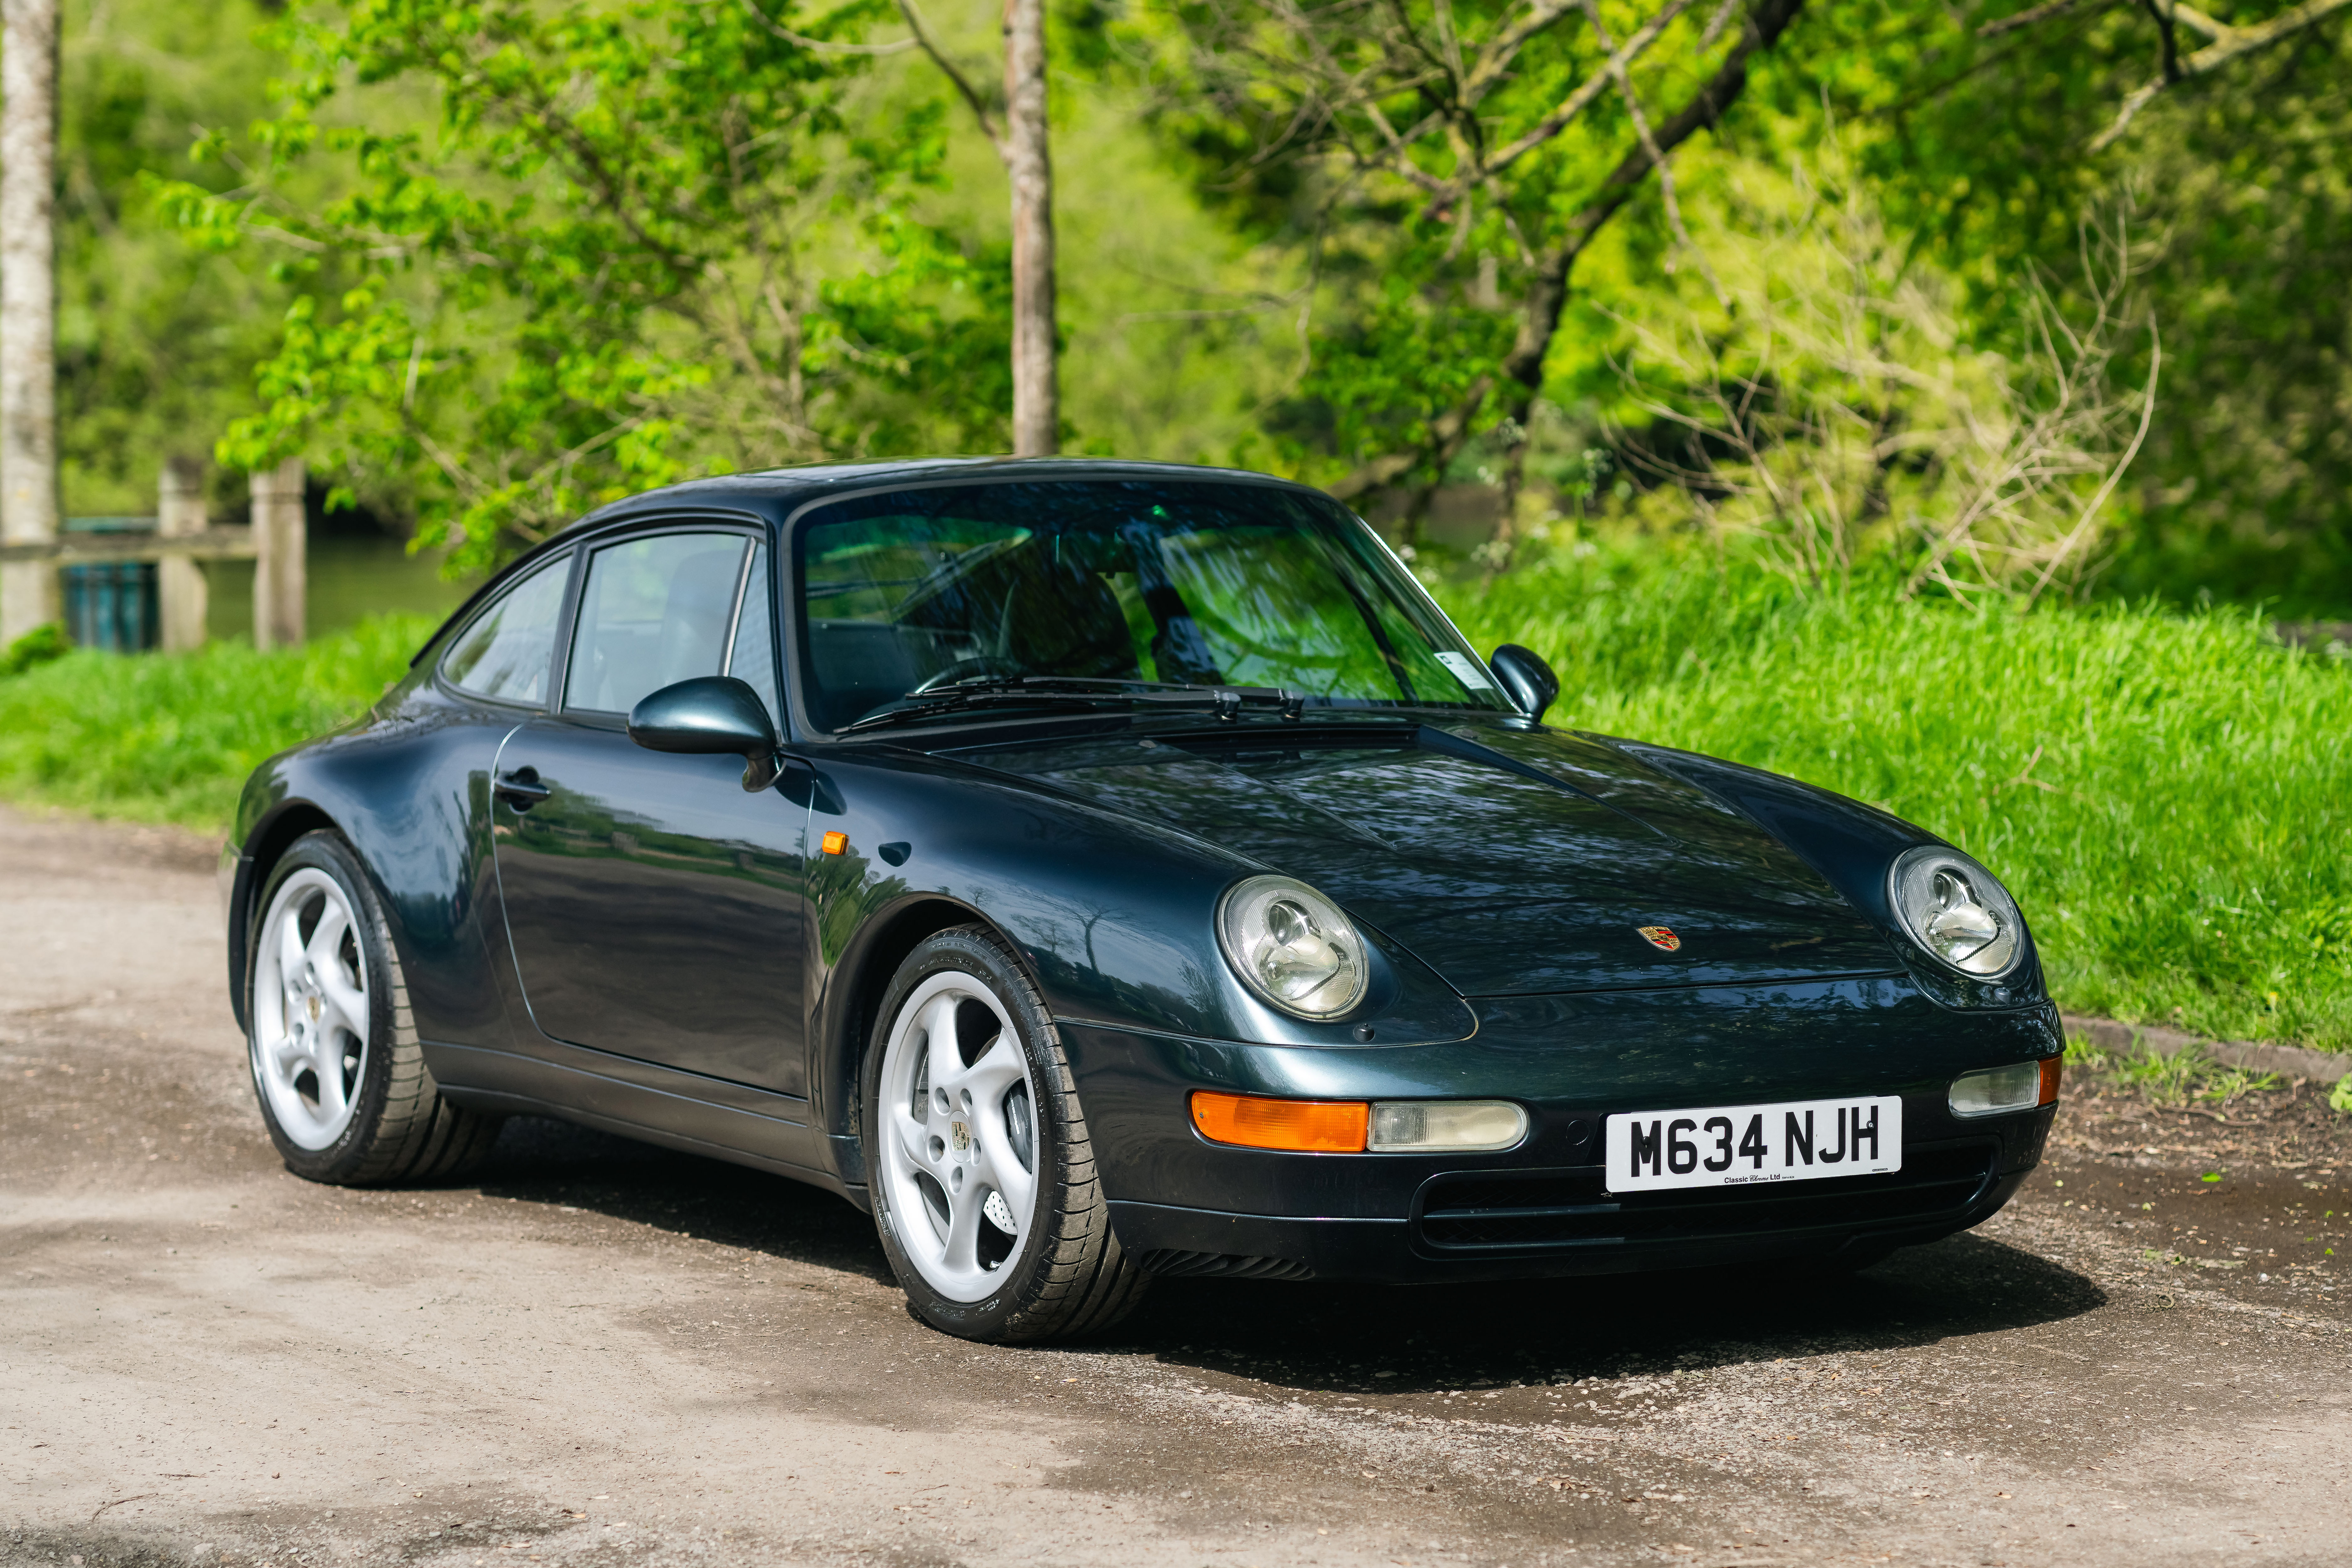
[0, 616, 434, 832]
[0, 622, 72, 677]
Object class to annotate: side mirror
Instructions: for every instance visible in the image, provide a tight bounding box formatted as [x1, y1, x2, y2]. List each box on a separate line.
[1488, 644, 1560, 724]
[627, 676, 784, 792]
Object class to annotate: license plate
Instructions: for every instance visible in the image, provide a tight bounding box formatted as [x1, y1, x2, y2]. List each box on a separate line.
[1604, 1095, 1903, 1193]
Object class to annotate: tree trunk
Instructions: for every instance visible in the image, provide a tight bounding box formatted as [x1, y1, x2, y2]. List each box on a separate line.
[0, 0, 59, 645]
[1002, 0, 1057, 456]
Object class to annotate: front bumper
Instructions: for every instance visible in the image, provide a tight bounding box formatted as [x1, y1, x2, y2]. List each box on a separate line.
[1061, 978, 2061, 1285]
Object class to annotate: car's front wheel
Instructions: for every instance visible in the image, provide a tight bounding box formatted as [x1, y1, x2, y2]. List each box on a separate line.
[246, 830, 503, 1185]
[864, 925, 1148, 1342]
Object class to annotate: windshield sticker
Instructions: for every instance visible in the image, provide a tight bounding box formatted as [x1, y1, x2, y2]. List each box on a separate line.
[1435, 652, 1498, 692]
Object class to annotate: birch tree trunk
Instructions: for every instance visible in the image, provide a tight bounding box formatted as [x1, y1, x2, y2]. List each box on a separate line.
[0, 0, 59, 645]
[1001, 0, 1057, 456]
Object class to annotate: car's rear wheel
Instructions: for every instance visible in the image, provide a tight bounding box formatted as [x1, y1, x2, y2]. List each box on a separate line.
[247, 830, 503, 1185]
[864, 925, 1147, 1342]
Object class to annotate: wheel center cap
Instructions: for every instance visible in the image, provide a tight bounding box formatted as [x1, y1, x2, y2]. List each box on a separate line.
[949, 1119, 971, 1154]
[306, 994, 322, 1023]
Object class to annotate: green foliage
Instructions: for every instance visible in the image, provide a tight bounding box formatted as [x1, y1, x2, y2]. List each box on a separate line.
[158, 0, 984, 573]
[1434, 540, 2352, 1050]
[0, 624, 74, 678]
[1785, 0, 2352, 611]
[0, 618, 434, 830]
[57, 0, 293, 515]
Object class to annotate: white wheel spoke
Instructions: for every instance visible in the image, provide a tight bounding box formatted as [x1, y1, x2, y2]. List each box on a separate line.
[312, 1046, 350, 1121]
[317, 968, 368, 1042]
[978, 1135, 1035, 1238]
[952, 1038, 1025, 1104]
[916, 994, 961, 1095]
[277, 905, 308, 984]
[305, 902, 351, 975]
[271, 1031, 312, 1077]
[939, 1179, 985, 1275]
[889, 1106, 934, 1179]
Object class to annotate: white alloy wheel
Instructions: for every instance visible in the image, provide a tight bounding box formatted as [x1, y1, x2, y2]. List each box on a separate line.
[251, 867, 372, 1151]
[877, 972, 1041, 1302]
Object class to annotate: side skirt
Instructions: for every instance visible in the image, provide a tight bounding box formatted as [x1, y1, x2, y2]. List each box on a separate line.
[425, 1039, 868, 1211]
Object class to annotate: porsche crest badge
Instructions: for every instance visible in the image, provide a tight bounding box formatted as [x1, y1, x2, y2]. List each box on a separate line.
[1636, 925, 1682, 952]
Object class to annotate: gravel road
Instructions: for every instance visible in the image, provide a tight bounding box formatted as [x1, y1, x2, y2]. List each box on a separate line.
[4, 805, 2347, 1568]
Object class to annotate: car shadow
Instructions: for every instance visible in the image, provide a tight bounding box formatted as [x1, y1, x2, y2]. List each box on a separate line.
[1109, 1232, 2107, 1392]
[469, 1114, 898, 1286]
[466, 1117, 2106, 1387]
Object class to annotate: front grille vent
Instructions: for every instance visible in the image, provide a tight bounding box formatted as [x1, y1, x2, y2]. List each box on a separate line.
[1416, 1140, 1999, 1251]
[1136, 1248, 1316, 1281]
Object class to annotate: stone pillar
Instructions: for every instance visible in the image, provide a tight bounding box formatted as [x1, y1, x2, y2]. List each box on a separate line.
[251, 458, 305, 649]
[157, 457, 208, 652]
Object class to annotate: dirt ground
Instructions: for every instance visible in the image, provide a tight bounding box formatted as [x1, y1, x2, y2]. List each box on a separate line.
[3, 804, 2347, 1568]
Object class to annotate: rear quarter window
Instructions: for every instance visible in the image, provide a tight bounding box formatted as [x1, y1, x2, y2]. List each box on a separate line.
[440, 553, 571, 705]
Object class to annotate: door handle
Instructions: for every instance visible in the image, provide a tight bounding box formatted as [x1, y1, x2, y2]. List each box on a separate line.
[495, 767, 553, 810]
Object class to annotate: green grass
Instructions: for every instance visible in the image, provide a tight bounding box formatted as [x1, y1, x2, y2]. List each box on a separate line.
[0, 615, 434, 833]
[1435, 543, 2352, 1054]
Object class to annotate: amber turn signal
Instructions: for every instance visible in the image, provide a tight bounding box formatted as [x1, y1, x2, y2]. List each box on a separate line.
[1190, 1090, 1368, 1153]
[820, 830, 848, 855]
[2039, 1055, 2063, 1106]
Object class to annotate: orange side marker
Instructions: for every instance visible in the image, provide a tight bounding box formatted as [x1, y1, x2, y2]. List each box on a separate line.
[2038, 1055, 2064, 1105]
[821, 830, 848, 855]
[1190, 1090, 1368, 1153]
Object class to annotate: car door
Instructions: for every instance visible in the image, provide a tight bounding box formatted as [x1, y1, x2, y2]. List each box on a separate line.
[489, 522, 813, 1095]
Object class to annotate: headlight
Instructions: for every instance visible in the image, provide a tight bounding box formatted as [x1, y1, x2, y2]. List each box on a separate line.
[1217, 874, 1369, 1020]
[1887, 846, 2025, 978]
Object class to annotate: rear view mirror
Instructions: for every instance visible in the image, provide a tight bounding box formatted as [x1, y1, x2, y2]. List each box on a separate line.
[1488, 644, 1560, 724]
[627, 677, 783, 791]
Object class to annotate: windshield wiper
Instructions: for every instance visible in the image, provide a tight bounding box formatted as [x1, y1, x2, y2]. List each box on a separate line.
[838, 677, 1310, 734]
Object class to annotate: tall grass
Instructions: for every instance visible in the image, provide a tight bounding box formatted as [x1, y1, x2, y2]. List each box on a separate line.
[1436, 545, 2352, 1052]
[0, 616, 435, 832]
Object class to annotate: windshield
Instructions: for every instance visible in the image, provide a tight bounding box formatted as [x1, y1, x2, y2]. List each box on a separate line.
[792, 479, 1514, 732]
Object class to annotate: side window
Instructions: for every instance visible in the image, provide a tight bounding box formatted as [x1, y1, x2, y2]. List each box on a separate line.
[724, 539, 782, 725]
[564, 532, 750, 715]
[440, 553, 571, 705]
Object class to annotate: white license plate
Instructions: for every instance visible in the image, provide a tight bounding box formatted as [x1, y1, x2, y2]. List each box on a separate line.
[1604, 1095, 1903, 1193]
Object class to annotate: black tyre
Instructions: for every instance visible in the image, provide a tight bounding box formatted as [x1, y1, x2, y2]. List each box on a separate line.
[245, 830, 503, 1184]
[863, 924, 1148, 1342]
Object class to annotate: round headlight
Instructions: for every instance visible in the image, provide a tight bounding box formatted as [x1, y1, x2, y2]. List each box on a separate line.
[1217, 875, 1369, 1020]
[1887, 846, 2025, 978]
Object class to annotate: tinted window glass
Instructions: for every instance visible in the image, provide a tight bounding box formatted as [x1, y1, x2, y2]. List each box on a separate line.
[565, 532, 749, 714]
[794, 481, 1511, 731]
[724, 539, 782, 725]
[440, 553, 570, 705]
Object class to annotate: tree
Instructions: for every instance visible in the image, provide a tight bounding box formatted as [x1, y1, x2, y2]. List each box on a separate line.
[1, 0, 60, 642]
[1146, 0, 1810, 551]
[165, 0, 991, 574]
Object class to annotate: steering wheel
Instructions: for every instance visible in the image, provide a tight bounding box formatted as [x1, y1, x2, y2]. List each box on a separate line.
[910, 656, 1027, 694]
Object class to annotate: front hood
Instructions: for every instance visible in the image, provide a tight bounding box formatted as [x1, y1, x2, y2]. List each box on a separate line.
[944, 719, 1899, 997]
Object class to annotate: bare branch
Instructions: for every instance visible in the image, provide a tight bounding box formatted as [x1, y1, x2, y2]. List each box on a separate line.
[2091, 0, 2352, 150]
[1580, 0, 1726, 307]
[1422, 0, 1699, 218]
[736, 0, 919, 53]
[897, 0, 1007, 158]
